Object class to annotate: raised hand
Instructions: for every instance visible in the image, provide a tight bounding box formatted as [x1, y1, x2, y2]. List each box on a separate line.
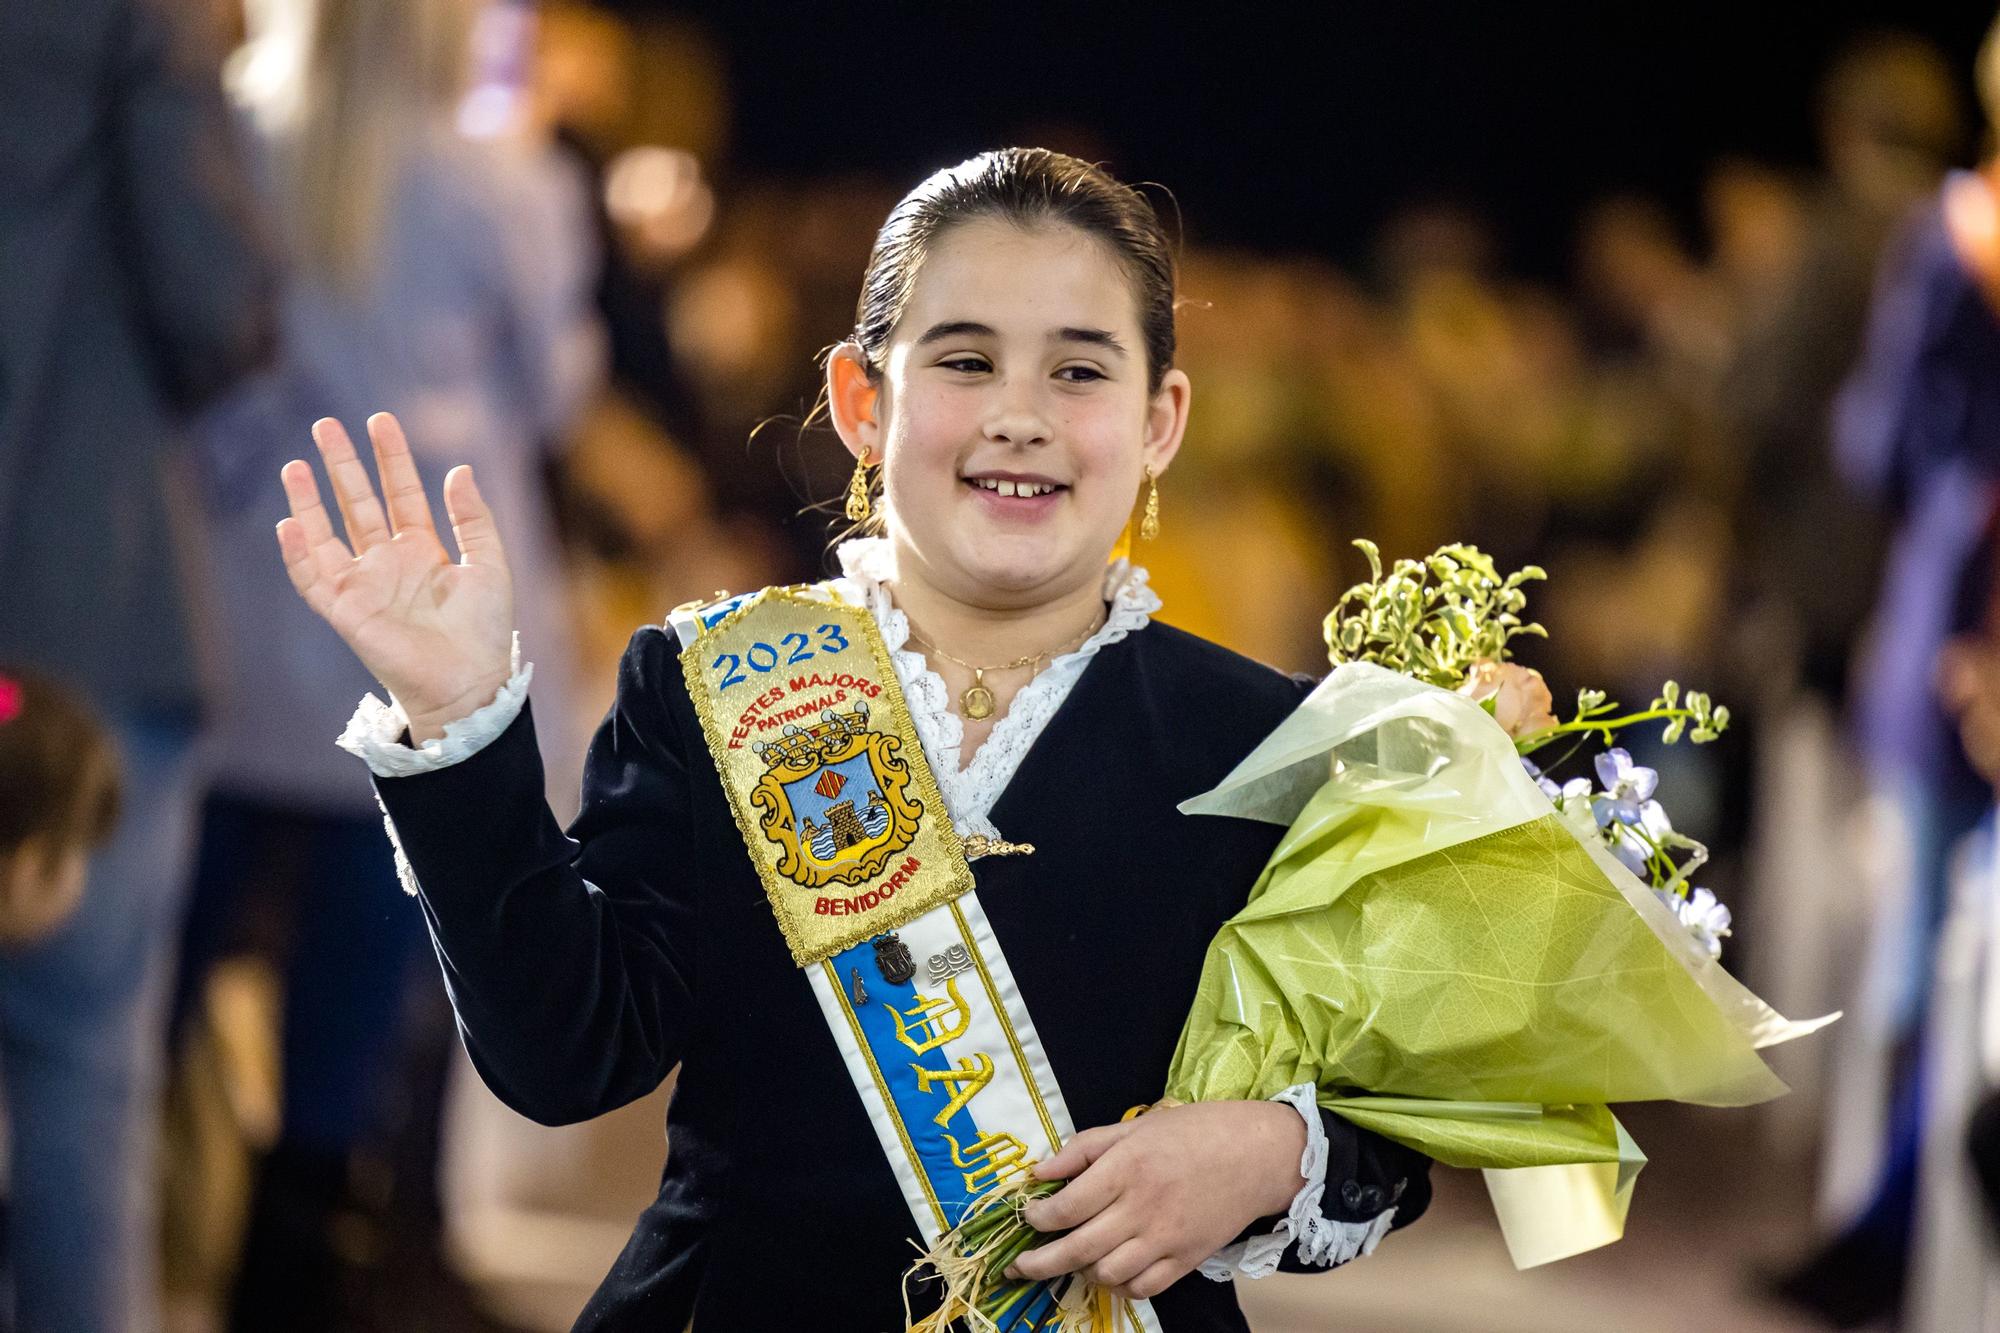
[277, 413, 517, 743]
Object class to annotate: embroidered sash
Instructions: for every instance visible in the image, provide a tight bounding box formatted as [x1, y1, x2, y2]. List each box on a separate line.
[674, 588, 1160, 1333]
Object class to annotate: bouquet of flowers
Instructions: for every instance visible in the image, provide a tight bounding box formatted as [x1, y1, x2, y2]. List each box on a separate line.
[908, 543, 1833, 1331]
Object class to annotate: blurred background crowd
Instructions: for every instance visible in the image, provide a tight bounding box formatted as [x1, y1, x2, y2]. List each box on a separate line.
[9, 0, 2000, 1329]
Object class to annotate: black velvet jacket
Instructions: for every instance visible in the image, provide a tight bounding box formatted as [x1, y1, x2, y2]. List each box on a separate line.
[374, 616, 1432, 1332]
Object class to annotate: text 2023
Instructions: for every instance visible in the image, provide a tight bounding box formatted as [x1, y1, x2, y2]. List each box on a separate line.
[712, 623, 852, 690]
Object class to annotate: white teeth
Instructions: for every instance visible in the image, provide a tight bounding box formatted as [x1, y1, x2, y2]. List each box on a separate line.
[969, 478, 1056, 497]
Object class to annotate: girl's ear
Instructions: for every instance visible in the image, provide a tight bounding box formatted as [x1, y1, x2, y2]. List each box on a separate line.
[1141, 367, 1192, 477]
[827, 342, 883, 463]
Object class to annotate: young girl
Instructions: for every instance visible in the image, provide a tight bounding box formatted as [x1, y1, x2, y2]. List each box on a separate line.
[277, 148, 1430, 1331]
[0, 670, 121, 950]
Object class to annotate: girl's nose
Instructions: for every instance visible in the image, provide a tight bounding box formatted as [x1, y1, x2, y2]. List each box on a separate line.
[983, 396, 1052, 447]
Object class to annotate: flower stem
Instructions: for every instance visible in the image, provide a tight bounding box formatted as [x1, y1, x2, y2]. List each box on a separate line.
[1514, 706, 1703, 755]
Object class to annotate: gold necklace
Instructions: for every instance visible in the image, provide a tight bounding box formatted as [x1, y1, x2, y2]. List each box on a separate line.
[906, 613, 1103, 721]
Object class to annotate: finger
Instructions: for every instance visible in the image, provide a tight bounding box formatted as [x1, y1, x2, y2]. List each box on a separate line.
[1084, 1237, 1160, 1290]
[1121, 1257, 1185, 1301]
[275, 517, 333, 615]
[1008, 1205, 1134, 1282]
[1024, 1154, 1128, 1235]
[279, 458, 351, 574]
[311, 417, 391, 553]
[366, 412, 439, 539]
[443, 465, 508, 569]
[1032, 1121, 1136, 1185]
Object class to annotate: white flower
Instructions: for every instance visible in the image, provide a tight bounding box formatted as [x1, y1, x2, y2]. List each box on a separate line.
[1654, 886, 1731, 960]
[1524, 758, 1599, 838]
[1555, 777, 1598, 837]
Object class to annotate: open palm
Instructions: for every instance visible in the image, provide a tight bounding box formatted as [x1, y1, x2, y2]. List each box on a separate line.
[277, 412, 517, 740]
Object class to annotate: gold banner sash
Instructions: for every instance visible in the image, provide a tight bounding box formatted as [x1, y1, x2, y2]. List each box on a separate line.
[679, 589, 975, 966]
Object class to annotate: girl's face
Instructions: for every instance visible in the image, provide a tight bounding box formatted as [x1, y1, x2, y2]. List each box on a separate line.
[830, 218, 1189, 609]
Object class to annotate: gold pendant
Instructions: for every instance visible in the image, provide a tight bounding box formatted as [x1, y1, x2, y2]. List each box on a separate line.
[962, 671, 995, 720]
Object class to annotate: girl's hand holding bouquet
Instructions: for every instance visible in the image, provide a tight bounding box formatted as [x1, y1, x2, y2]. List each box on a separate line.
[1006, 1100, 1307, 1300]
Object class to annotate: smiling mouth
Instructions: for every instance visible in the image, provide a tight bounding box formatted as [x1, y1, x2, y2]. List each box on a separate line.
[964, 477, 1066, 498]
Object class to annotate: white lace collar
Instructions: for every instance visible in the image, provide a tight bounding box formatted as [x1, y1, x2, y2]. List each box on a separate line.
[826, 537, 1160, 840]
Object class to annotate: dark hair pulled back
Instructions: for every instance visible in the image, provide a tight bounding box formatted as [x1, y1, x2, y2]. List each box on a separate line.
[850, 148, 1178, 392]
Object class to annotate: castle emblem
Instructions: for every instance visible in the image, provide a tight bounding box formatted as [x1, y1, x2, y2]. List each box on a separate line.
[749, 701, 923, 890]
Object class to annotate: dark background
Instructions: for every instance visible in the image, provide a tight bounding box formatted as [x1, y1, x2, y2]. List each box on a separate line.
[629, 1, 1997, 275]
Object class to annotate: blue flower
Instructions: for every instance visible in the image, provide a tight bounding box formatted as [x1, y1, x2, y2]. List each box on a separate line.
[1591, 748, 1660, 828]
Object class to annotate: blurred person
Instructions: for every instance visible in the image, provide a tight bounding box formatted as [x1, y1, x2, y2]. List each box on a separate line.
[1575, 196, 1735, 401]
[0, 672, 123, 951]
[673, 179, 903, 579]
[173, 0, 601, 1325]
[1941, 706, 2000, 1330]
[1563, 199, 1721, 520]
[534, 3, 708, 448]
[1726, 31, 1964, 708]
[0, 1, 274, 1328]
[1727, 40, 1965, 1314]
[1904, 633, 2000, 1332]
[1940, 640, 2000, 1193]
[1374, 204, 1582, 567]
[1771, 22, 2000, 1328]
[1271, 257, 1458, 561]
[561, 392, 784, 673]
[1145, 254, 1347, 665]
[1702, 159, 1810, 330]
[0, 669, 122, 1326]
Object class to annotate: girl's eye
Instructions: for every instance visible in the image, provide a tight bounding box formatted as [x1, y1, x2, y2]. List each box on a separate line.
[939, 357, 991, 374]
[1056, 365, 1106, 383]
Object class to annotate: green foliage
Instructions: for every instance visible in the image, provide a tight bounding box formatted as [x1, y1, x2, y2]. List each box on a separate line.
[1323, 540, 1547, 689]
[1516, 679, 1731, 758]
[1322, 540, 1732, 760]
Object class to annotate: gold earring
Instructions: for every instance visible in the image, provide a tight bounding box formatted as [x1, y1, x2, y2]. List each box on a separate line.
[1139, 465, 1161, 540]
[845, 450, 873, 521]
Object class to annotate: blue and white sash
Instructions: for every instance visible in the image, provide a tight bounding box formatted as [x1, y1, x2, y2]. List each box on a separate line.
[673, 588, 1160, 1332]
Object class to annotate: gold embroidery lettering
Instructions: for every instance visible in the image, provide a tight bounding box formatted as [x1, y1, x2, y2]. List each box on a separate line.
[910, 1054, 993, 1126]
[889, 977, 972, 1054]
[944, 1130, 1032, 1195]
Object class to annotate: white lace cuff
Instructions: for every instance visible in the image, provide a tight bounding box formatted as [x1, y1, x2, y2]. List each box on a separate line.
[335, 633, 532, 779]
[1197, 1084, 1397, 1281]
[335, 636, 532, 899]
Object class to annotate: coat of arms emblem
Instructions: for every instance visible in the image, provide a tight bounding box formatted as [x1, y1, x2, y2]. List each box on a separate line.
[749, 701, 923, 890]
[871, 932, 916, 985]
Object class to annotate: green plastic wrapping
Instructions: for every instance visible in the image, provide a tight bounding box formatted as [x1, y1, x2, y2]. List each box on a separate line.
[1168, 663, 1834, 1262]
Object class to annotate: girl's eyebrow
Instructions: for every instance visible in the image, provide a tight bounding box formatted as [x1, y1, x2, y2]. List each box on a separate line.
[915, 320, 997, 345]
[914, 319, 1128, 357]
[1055, 327, 1128, 357]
